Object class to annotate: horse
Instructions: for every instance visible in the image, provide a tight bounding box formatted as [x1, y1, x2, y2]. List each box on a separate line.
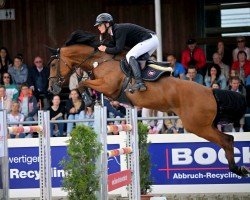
[47, 31, 250, 177]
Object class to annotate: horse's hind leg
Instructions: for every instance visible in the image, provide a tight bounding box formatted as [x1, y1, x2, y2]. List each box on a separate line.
[197, 126, 250, 177]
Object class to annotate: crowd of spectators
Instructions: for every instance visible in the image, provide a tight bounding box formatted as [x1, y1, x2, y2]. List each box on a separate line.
[158, 36, 250, 134]
[1, 35, 250, 137]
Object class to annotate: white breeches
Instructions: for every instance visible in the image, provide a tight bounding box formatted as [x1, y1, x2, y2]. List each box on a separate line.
[126, 34, 159, 62]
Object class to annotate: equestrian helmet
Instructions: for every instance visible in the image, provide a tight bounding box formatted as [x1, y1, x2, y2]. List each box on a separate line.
[94, 13, 113, 26]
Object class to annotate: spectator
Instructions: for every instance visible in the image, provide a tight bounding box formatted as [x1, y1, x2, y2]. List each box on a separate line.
[166, 54, 185, 79]
[228, 76, 246, 95]
[82, 105, 94, 128]
[211, 82, 220, 89]
[184, 65, 204, 85]
[163, 112, 184, 134]
[8, 55, 28, 87]
[231, 51, 250, 86]
[65, 89, 85, 136]
[110, 100, 127, 116]
[48, 95, 65, 137]
[232, 36, 250, 62]
[181, 38, 206, 76]
[1, 72, 19, 100]
[212, 52, 230, 80]
[216, 40, 232, 66]
[69, 66, 92, 107]
[229, 76, 245, 132]
[18, 83, 38, 125]
[18, 84, 37, 139]
[0, 85, 12, 112]
[204, 64, 227, 89]
[69, 66, 89, 90]
[28, 56, 50, 109]
[0, 47, 12, 75]
[142, 108, 163, 134]
[104, 98, 125, 118]
[7, 101, 25, 138]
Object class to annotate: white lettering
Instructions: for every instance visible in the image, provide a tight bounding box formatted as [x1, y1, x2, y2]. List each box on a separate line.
[172, 148, 192, 165]
[9, 155, 39, 165]
[172, 146, 249, 165]
[194, 147, 217, 165]
[173, 172, 204, 179]
[243, 147, 250, 163]
[9, 168, 65, 180]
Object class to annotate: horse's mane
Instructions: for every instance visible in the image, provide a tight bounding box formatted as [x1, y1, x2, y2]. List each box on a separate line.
[64, 30, 100, 48]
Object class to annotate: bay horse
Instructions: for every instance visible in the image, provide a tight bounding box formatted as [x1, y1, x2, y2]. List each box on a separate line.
[47, 32, 250, 177]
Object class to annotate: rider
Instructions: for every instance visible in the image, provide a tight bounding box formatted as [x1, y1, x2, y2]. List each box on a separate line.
[94, 13, 159, 92]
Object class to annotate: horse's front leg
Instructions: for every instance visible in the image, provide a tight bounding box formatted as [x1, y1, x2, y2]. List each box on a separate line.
[79, 79, 117, 98]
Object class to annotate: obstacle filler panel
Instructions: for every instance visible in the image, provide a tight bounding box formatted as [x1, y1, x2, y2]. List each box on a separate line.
[108, 169, 132, 192]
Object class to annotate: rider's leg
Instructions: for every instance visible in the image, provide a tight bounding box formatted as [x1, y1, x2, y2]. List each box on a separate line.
[129, 56, 147, 91]
[126, 34, 159, 91]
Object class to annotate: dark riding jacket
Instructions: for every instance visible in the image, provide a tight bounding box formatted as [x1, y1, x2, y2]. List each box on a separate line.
[105, 23, 155, 55]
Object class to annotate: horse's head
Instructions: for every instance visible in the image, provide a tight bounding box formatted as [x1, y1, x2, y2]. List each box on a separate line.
[47, 56, 64, 95]
[47, 45, 97, 95]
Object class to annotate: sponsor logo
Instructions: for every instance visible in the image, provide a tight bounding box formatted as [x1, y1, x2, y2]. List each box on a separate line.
[147, 70, 156, 77]
[153, 142, 250, 184]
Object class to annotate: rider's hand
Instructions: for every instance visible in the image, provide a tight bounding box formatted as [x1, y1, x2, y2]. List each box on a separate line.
[98, 45, 107, 52]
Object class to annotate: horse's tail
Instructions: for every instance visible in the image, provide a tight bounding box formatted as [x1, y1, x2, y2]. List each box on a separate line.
[212, 89, 247, 125]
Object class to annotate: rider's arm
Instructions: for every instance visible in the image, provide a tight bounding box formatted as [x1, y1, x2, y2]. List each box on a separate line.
[105, 29, 126, 55]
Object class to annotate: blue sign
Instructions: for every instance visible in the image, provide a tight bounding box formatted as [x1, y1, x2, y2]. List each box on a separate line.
[150, 141, 250, 185]
[8, 141, 250, 189]
[9, 144, 121, 189]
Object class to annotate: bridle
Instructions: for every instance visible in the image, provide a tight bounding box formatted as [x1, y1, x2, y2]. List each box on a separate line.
[47, 48, 100, 94]
[48, 48, 98, 81]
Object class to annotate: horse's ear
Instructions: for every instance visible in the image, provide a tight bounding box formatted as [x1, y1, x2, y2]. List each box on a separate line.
[44, 45, 59, 55]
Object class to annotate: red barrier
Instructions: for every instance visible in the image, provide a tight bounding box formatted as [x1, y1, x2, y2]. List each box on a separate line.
[108, 169, 132, 192]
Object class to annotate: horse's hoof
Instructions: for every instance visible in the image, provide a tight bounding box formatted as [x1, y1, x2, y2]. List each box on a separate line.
[240, 166, 250, 177]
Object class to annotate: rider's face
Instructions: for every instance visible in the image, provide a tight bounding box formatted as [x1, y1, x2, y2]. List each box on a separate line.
[98, 23, 106, 34]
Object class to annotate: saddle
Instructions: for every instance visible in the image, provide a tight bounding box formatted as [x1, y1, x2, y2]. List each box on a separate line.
[120, 58, 172, 82]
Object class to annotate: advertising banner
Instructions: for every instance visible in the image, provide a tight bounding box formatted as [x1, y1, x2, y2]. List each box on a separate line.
[8, 144, 121, 189]
[7, 133, 250, 198]
[150, 141, 250, 185]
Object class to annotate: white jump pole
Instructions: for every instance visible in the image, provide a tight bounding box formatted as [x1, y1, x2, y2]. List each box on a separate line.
[126, 107, 141, 200]
[155, 0, 163, 62]
[38, 111, 52, 200]
[0, 110, 9, 200]
[94, 105, 108, 200]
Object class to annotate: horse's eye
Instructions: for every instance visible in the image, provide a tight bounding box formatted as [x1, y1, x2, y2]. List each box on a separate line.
[51, 64, 56, 67]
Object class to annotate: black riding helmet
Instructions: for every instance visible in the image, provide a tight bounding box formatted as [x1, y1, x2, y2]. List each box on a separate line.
[94, 13, 113, 26]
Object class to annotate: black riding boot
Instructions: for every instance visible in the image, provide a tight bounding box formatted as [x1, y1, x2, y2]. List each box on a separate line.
[129, 56, 147, 91]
